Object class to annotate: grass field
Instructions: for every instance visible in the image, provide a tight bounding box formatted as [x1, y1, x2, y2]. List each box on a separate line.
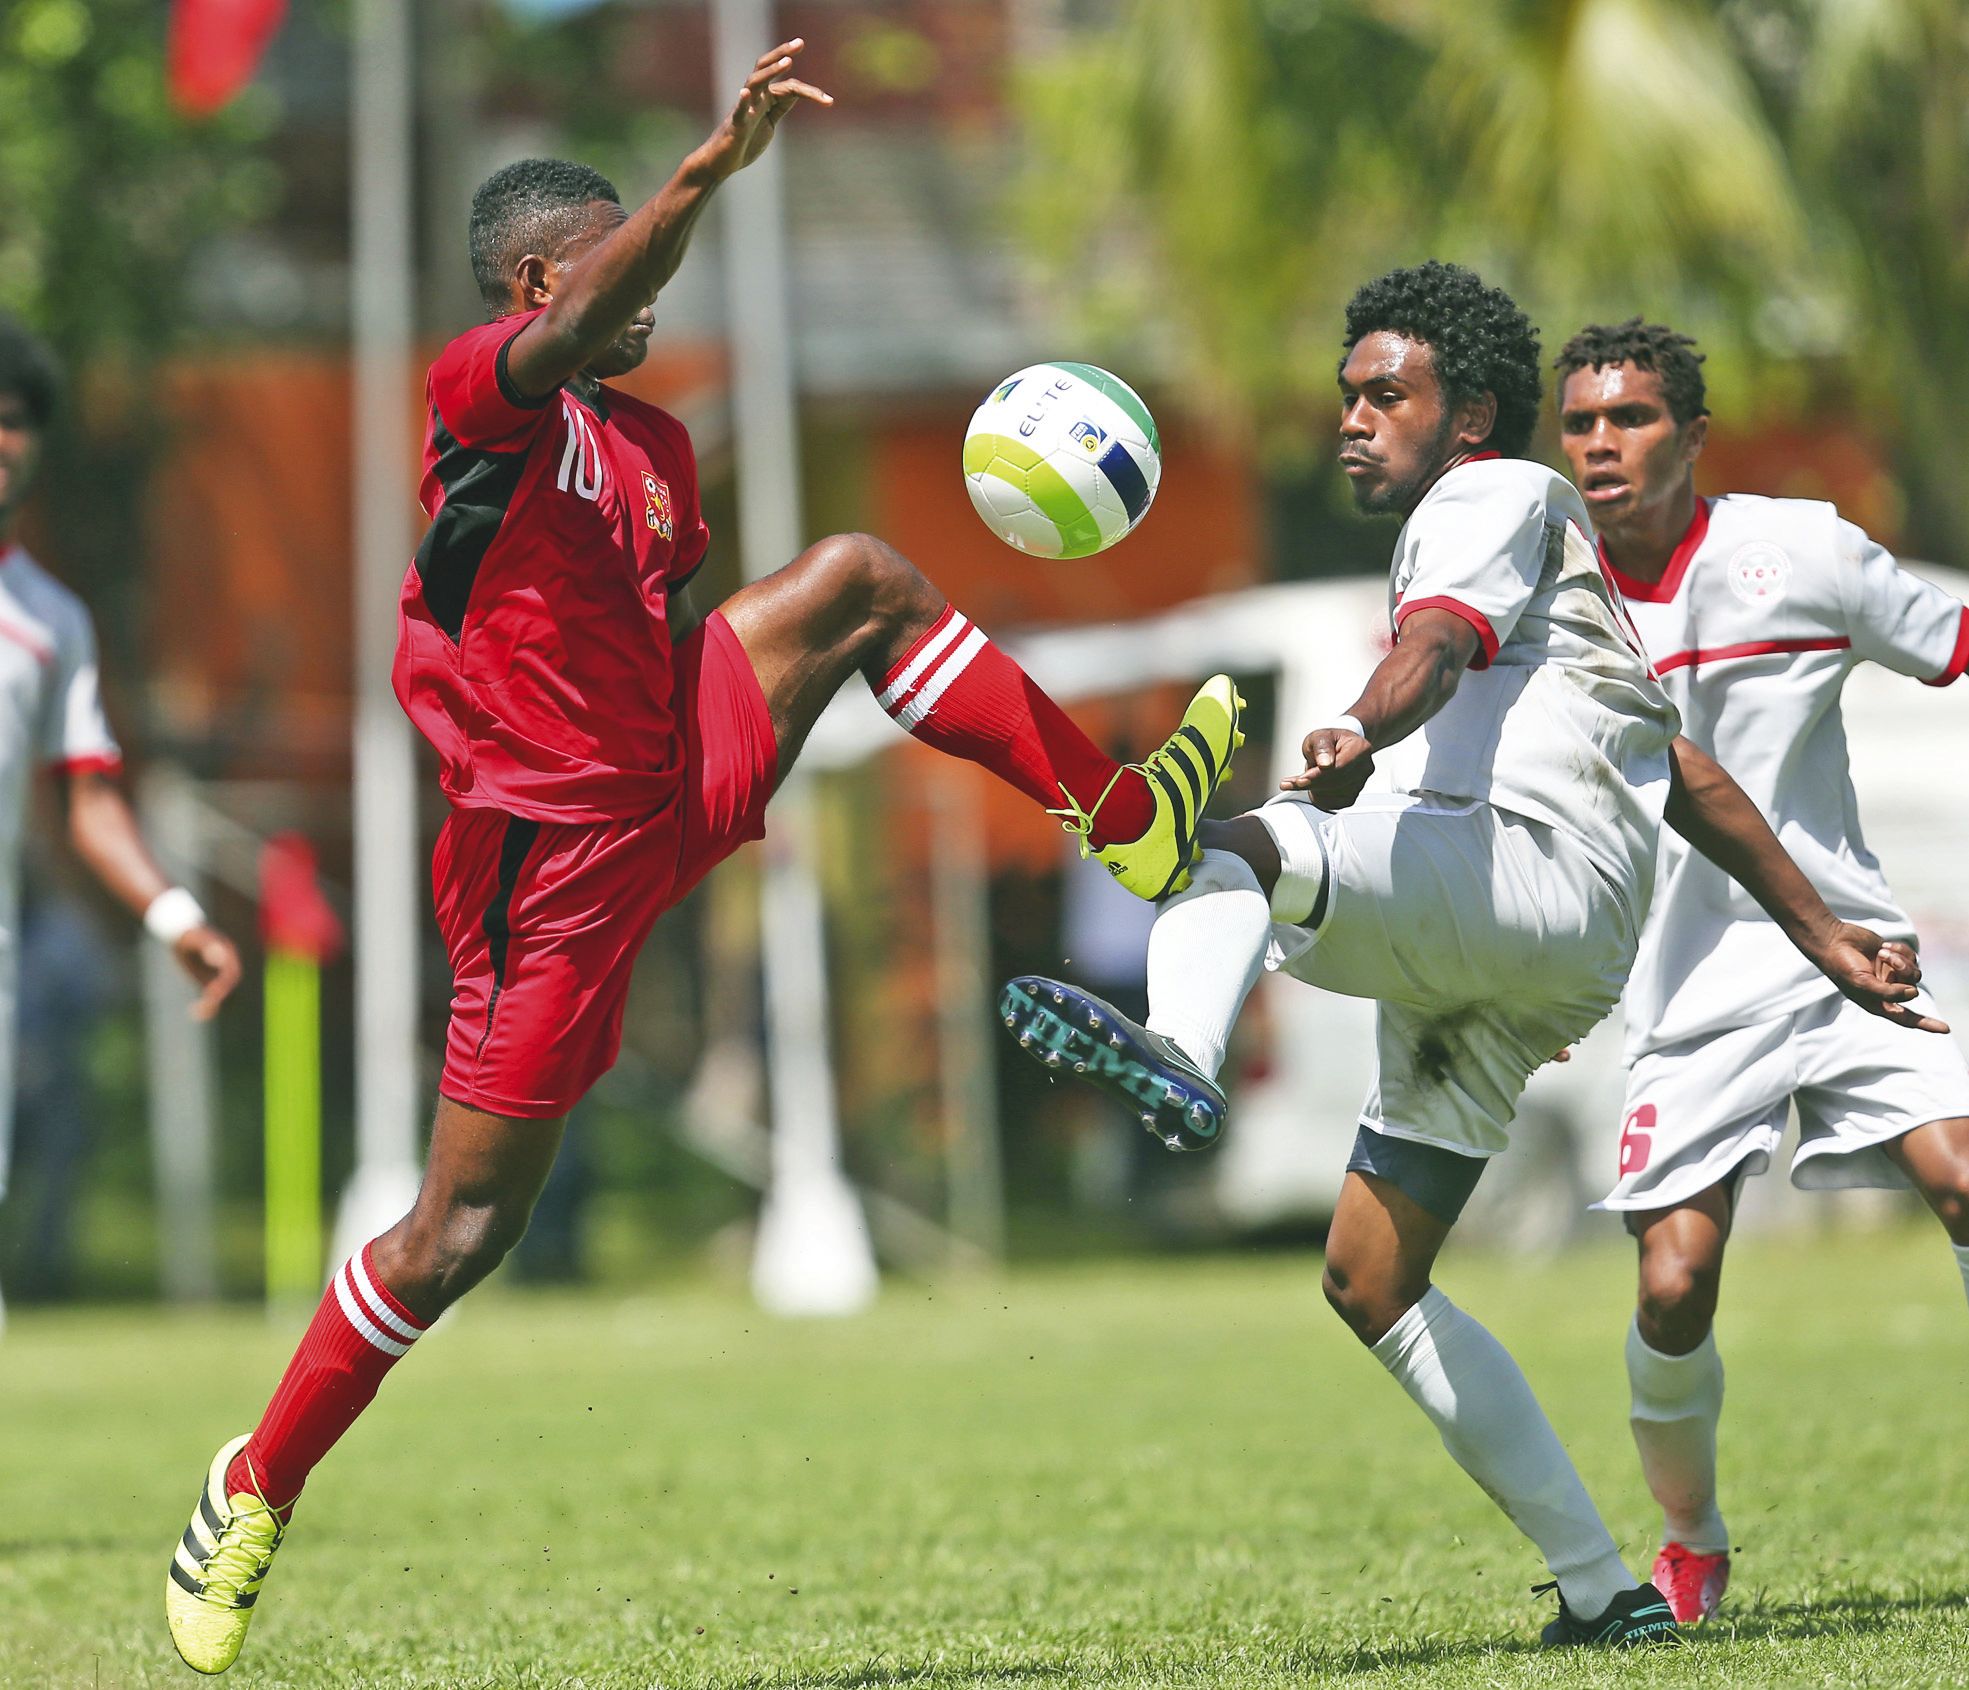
[5, 1223, 1967, 1688]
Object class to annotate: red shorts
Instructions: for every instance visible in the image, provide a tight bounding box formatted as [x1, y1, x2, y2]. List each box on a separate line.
[432, 612, 776, 1118]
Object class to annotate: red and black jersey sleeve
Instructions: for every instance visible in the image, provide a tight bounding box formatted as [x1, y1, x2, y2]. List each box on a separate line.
[428, 308, 556, 450]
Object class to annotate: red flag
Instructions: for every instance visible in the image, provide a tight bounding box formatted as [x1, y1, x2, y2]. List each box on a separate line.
[168, 0, 288, 119]
[258, 834, 345, 963]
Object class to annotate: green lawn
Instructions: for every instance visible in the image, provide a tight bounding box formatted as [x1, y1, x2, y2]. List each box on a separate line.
[4, 1224, 1966, 1688]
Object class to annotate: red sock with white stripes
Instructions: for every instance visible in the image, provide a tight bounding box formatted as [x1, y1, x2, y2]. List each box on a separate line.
[875, 605, 1152, 846]
[227, 1241, 426, 1511]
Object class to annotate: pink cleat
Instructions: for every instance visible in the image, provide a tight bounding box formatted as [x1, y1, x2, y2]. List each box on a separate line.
[1653, 1542, 1729, 1623]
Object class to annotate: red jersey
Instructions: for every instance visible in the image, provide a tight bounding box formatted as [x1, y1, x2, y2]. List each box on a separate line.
[393, 308, 713, 822]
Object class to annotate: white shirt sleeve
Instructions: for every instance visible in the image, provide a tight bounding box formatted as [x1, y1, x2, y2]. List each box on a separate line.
[1393, 465, 1548, 668]
[1836, 520, 1969, 685]
[42, 601, 123, 773]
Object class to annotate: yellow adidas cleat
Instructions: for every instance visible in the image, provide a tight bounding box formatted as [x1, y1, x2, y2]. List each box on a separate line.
[166, 1434, 288, 1675]
[1053, 674, 1246, 901]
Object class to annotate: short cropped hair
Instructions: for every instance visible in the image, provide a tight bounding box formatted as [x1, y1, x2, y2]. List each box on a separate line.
[1341, 261, 1544, 459]
[0, 314, 61, 428]
[468, 158, 621, 310]
[1554, 318, 1708, 425]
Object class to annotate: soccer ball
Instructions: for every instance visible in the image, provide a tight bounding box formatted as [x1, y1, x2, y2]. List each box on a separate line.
[962, 362, 1161, 558]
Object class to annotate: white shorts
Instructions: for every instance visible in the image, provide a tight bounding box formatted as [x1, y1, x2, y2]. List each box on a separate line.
[1597, 989, 1969, 1213]
[1257, 792, 1637, 1161]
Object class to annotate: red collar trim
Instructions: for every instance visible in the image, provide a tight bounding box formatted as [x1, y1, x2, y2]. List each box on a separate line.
[1417, 450, 1502, 503]
[1600, 497, 1709, 603]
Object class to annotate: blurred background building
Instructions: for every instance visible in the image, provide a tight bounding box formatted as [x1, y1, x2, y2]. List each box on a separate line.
[1, 0, 1965, 1301]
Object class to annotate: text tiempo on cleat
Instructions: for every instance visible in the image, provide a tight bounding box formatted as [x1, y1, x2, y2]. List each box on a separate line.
[1047, 674, 1244, 902]
[1537, 1580, 1682, 1649]
[166, 1434, 291, 1674]
[998, 975, 1228, 1151]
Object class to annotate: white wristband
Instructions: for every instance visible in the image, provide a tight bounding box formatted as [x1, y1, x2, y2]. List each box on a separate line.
[1326, 714, 1367, 743]
[144, 887, 207, 946]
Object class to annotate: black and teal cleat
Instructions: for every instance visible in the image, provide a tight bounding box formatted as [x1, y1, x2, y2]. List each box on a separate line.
[998, 975, 1226, 1152]
[1537, 1581, 1682, 1649]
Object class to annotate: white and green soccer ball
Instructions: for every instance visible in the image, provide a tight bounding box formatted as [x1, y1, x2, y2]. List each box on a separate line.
[962, 362, 1161, 558]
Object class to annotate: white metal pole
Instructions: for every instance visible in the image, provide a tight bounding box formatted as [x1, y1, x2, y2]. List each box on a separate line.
[139, 764, 219, 1302]
[930, 766, 1005, 1263]
[713, 0, 877, 1316]
[336, 0, 426, 1267]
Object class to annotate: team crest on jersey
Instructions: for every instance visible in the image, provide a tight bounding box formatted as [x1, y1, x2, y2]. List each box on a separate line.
[1727, 541, 1791, 606]
[642, 471, 674, 540]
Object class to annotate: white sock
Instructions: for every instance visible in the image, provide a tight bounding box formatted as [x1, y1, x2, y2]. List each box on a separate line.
[1953, 1243, 1969, 1311]
[1144, 848, 1270, 1080]
[1374, 1287, 1634, 1619]
[1626, 1319, 1728, 1554]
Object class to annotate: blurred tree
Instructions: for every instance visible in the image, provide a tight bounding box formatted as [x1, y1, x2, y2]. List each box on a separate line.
[1017, 0, 1410, 445]
[1389, 0, 1804, 319]
[0, 0, 278, 666]
[0, 0, 279, 368]
[1017, 0, 1807, 458]
[1022, 0, 1969, 556]
[1768, 0, 1969, 553]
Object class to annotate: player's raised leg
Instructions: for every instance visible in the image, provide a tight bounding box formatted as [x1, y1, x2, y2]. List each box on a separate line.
[1626, 1184, 1734, 1623]
[715, 530, 1244, 900]
[1883, 1116, 1969, 1304]
[167, 1101, 563, 1674]
[996, 817, 1281, 1150]
[1326, 1167, 1677, 1648]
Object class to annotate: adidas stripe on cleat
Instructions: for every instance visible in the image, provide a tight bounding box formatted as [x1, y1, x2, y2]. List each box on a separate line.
[1537, 1579, 1682, 1648]
[166, 1434, 288, 1675]
[1053, 674, 1245, 902]
[1000, 975, 1227, 1151]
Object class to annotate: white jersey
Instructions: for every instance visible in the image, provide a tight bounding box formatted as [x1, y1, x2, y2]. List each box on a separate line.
[0, 543, 120, 1193]
[0, 543, 122, 938]
[1379, 455, 1679, 911]
[1610, 494, 1969, 1056]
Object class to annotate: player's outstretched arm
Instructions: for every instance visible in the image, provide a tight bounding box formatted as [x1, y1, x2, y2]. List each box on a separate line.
[504, 38, 833, 400]
[60, 768, 242, 1020]
[1664, 736, 1948, 1034]
[1281, 608, 1478, 810]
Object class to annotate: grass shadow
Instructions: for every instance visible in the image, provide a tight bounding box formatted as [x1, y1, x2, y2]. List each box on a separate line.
[711, 1598, 1969, 1687]
[1698, 1587, 1969, 1645]
[714, 1633, 1549, 1688]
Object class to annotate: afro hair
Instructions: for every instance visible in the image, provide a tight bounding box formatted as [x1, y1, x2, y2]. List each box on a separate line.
[1342, 261, 1543, 458]
[1554, 318, 1708, 425]
[0, 314, 61, 429]
[468, 158, 621, 310]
